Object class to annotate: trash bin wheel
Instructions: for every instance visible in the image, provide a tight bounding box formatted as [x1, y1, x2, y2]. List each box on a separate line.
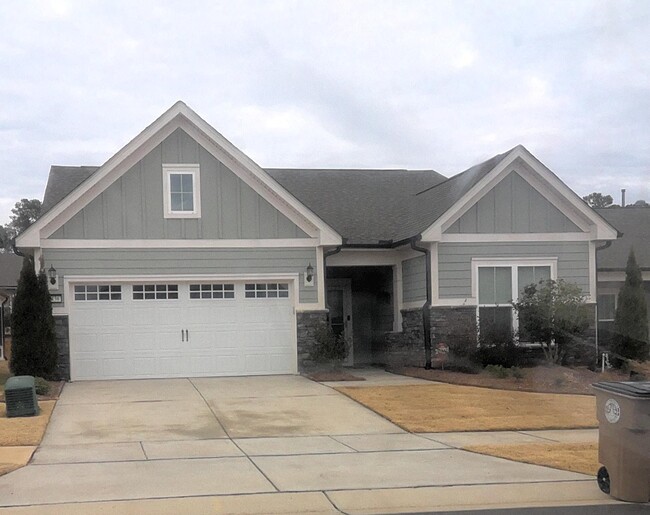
[597, 466, 610, 494]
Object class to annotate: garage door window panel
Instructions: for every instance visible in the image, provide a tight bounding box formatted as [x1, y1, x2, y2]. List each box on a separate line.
[245, 283, 289, 299]
[190, 284, 235, 299]
[133, 284, 179, 300]
[74, 285, 121, 301]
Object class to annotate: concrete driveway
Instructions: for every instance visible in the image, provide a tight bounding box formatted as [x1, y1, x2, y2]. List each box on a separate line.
[0, 373, 616, 513]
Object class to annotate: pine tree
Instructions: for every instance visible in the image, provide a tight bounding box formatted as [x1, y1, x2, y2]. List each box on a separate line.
[612, 249, 649, 362]
[10, 256, 58, 378]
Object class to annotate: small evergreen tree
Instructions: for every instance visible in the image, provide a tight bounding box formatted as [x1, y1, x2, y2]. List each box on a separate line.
[10, 256, 58, 378]
[612, 249, 649, 362]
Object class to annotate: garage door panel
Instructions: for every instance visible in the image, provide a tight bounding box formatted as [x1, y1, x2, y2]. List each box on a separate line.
[70, 280, 296, 380]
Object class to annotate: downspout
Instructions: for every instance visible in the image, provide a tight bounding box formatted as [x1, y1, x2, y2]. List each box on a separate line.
[410, 236, 432, 369]
[0, 295, 7, 361]
[11, 238, 25, 258]
[323, 245, 343, 317]
[594, 239, 614, 359]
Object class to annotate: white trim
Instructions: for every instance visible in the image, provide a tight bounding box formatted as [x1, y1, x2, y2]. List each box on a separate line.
[421, 146, 619, 242]
[402, 300, 426, 310]
[440, 232, 593, 243]
[162, 164, 201, 219]
[588, 241, 597, 302]
[316, 246, 326, 309]
[327, 249, 399, 267]
[393, 263, 403, 331]
[17, 101, 342, 248]
[429, 242, 438, 304]
[41, 238, 319, 249]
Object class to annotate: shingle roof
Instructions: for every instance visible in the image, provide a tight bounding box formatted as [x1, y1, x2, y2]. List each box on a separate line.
[595, 207, 650, 270]
[39, 149, 517, 244]
[41, 166, 99, 214]
[0, 252, 23, 290]
[266, 168, 446, 244]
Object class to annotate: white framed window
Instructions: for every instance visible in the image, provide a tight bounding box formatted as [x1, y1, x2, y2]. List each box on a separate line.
[597, 293, 616, 322]
[163, 164, 201, 218]
[190, 284, 235, 299]
[473, 259, 556, 337]
[133, 284, 179, 300]
[74, 285, 121, 301]
[245, 283, 289, 299]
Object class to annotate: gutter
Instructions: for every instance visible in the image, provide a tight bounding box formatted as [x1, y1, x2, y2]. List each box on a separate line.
[409, 235, 433, 369]
[0, 294, 7, 361]
[11, 238, 25, 257]
[322, 245, 343, 315]
[594, 239, 614, 358]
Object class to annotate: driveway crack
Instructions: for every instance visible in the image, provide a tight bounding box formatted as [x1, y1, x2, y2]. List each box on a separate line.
[187, 378, 281, 493]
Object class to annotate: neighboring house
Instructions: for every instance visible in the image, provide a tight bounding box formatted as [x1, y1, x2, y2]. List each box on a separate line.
[0, 252, 23, 360]
[594, 207, 650, 347]
[16, 102, 619, 380]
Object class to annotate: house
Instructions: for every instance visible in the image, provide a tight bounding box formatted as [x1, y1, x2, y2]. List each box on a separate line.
[0, 252, 23, 360]
[16, 102, 619, 380]
[594, 207, 650, 347]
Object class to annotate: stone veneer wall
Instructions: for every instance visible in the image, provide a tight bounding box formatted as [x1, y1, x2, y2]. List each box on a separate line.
[53, 315, 70, 381]
[296, 310, 329, 371]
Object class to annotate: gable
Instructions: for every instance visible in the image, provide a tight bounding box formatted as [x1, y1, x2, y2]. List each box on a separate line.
[48, 128, 309, 240]
[444, 170, 582, 234]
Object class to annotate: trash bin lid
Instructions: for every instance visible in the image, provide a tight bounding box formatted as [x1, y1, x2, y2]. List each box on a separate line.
[592, 381, 650, 398]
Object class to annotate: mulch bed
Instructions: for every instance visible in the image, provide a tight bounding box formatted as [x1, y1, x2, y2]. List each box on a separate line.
[305, 370, 366, 382]
[0, 380, 64, 403]
[396, 365, 629, 395]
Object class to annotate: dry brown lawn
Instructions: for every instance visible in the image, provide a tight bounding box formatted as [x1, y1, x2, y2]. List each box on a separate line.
[465, 442, 599, 476]
[336, 383, 597, 432]
[0, 401, 55, 446]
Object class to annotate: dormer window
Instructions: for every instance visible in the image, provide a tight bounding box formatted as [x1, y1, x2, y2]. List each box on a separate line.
[163, 164, 201, 218]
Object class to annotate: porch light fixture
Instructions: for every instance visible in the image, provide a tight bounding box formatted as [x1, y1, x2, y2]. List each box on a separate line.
[48, 265, 57, 285]
[305, 263, 314, 282]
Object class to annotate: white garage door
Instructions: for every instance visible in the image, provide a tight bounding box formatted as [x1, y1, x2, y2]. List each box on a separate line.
[69, 281, 296, 380]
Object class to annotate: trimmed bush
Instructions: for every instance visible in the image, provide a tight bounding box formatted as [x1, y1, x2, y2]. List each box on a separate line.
[34, 377, 51, 396]
[475, 322, 522, 368]
[311, 324, 348, 367]
[10, 257, 57, 379]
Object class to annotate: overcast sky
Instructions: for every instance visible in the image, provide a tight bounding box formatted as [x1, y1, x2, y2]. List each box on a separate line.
[1, 0, 649, 224]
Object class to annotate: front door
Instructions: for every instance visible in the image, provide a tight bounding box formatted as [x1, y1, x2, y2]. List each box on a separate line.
[326, 279, 353, 366]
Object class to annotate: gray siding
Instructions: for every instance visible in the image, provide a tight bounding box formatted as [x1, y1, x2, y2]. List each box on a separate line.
[402, 255, 426, 303]
[445, 172, 581, 234]
[438, 242, 590, 298]
[44, 247, 318, 304]
[50, 128, 309, 240]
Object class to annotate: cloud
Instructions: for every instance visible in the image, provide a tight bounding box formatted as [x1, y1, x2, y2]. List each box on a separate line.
[0, 0, 649, 226]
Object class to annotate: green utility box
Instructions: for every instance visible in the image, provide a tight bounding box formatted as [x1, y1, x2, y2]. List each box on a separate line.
[4, 375, 39, 417]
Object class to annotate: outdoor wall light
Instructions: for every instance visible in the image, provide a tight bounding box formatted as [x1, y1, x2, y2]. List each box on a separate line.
[305, 263, 314, 282]
[48, 265, 57, 285]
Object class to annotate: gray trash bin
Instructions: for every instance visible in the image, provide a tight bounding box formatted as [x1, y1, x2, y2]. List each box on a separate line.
[592, 381, 650, 503]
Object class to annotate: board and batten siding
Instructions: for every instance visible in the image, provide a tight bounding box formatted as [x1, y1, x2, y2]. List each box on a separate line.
[444, 171, 581, 234]
[437, 242, 590, 299]
[44, 247, 317, 304]
[402, 255, 426, 303]
[49, 128, 309, 240]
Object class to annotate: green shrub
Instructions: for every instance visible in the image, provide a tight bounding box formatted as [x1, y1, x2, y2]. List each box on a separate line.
[10, 257, 58, 379]
[311, 324, 348, 366]
[446, 356, 481, 374]
[511, 367, 524, 380]
[485, 364, 509, 379]
[34, 377, 50, 396]
[476, 322, 522, 368]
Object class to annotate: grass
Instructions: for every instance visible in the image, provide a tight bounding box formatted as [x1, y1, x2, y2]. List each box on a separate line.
[0, 401, 56, 446]
[465, 442, 599, 476]
[336, 383, 598, 432]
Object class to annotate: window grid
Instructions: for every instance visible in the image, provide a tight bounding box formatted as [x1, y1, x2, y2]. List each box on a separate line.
[598, 293, 617, 322]
[244, 283, 289, 299]
[133, 284, 179, 300]
[169, 172, 194, 212]
[190, 284, 235, 299]
[74, 285, 121, 301]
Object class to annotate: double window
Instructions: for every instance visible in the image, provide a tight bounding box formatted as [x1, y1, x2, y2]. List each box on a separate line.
[163, 164, 200, 218]
[476, 262, 554, 337]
